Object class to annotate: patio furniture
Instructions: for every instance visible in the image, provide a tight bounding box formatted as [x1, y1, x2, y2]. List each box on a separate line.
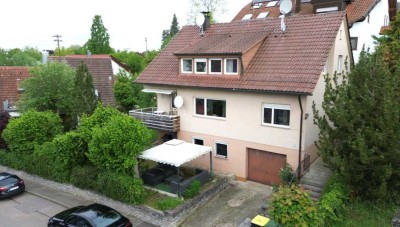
[170, 168, 209, 194]
[142, 167, 174, 186]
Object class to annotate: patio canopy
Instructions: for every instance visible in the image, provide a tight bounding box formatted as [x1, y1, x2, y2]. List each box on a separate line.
[139, 139, 212, 167]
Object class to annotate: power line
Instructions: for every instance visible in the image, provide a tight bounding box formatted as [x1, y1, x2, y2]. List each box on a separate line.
[52, 34, 62, 55]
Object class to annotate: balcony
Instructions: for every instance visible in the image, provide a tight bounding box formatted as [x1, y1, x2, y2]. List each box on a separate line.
[129, 107, 180, 132]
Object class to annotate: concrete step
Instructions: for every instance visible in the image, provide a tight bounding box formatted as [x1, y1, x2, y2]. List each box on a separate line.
[299, 178, 325, 189]
[299, 183, 323, 193]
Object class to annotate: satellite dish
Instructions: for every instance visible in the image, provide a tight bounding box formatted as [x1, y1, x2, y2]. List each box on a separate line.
[195, 13, 205, 27]
[279, 0, 292, 15]
[174, 96, 184, 108]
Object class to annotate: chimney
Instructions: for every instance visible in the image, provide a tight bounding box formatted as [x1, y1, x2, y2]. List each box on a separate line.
[87, 50, 92, 57]
[201, 11, 211, 32]
[41, 51, 48, 64]
[295, 0, 301, 13]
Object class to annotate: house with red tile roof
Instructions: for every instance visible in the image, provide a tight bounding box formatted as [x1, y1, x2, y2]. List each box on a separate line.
[233, 0, 394, 62]
[49, 54, 119, 107]
[132, 12, 352, 185]
[0, 67, 30, 116]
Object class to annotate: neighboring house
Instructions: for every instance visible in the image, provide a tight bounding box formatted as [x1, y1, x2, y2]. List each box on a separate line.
[132, 12, 352, 185]
[49, 55, 121, 107]
[0, 67, 30, 116]
[233, 0, 394, 62]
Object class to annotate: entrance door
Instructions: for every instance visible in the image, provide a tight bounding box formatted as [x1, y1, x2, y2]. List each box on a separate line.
[247, 148, 286, 185]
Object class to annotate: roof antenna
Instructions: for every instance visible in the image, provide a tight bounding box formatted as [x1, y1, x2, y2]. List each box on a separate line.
[279, 0, 292, 32]
[195, 13, 206, 36]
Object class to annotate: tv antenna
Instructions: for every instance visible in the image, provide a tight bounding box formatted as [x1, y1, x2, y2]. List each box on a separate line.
[279, 0, 292, 32]
[195, 13, 205, 35]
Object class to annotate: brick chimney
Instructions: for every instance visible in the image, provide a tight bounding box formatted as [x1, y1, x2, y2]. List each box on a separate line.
[295, 0, 301, 13]
[201, 11, 211, 32]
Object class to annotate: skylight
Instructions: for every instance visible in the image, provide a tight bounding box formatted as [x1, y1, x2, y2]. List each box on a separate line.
[257, 11, 270, 19]
[242, 14, 253, 20]
[253, 3, 262, 8]
[266, 1, 278, 7]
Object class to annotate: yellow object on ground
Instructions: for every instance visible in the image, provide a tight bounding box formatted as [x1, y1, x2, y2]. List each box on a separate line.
[251, 215, 270, 226]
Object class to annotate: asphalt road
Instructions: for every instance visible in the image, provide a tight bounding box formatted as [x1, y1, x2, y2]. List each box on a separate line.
[0, 191, 66, 227]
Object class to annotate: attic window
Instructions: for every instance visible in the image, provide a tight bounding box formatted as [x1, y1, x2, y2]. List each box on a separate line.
[195, 59, 207, 74]
[253, 3, 262, 8]
[266, 1, 278, 7]
[225, 58, 238, 74]
[316, 7, 338, 13]
[242, 14, 253, 20]
[209, 58, 222, 74]
[257, 12, 270, 19]
[181, 59, 193, 73]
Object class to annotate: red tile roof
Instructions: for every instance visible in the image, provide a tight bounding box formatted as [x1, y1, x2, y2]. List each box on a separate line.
[232, 0, 380, 25]
[0, 67, 30, 112]
[136, 12, 346, 95]
[49, 55, 116, 106]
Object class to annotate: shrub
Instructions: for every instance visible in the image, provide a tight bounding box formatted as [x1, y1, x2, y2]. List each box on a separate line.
[2, 110, 63, 154]
[279, 163, 296, 185]
[183, 180, 201, 199]
[29, 142, 58, 180]
[318, 182, 349, 225]
[156, 197, 183, 211]
[70, 165, 99, 190]
[97, 171, 146, 204]
[0, 111, 10, 149]
[269, 185, 320, 226]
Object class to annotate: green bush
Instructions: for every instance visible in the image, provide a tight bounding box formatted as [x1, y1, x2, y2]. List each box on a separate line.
[183, 180, 201, 199]
[318, 182, 349, 225]
[70, 165, 99, 190]
[279, 163, 296, 185]
[97, 171, 146, 204]
[156, 197, 183, 211]
[2, 110, 63, 154]
[269, 185, 320, 226]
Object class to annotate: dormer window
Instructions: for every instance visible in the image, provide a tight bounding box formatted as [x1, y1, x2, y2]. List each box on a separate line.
[225, 58, 238, 74]
[195, 59, 207, 74]
[181, 59, 193, 73]
[209, 58, 222, 74]
[242, 14, 252, 20]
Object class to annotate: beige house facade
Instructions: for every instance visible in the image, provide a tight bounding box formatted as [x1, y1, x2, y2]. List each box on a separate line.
[134, 12, 352, 185]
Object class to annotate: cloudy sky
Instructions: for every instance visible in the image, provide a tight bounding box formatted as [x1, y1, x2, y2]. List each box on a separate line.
[0, 0, 250, 52]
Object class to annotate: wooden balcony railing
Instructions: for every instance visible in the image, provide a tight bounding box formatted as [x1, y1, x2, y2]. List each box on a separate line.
[129, 107, 180, 132]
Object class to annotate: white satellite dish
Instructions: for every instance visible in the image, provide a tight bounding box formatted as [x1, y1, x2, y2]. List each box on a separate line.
[174, 96, 184, 108]
[279, 0, 292, 14]
[195, 13, 205, 27]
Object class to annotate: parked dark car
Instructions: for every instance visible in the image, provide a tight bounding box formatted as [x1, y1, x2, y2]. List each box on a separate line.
[0, 172, 25, 199]
[48, 203, 132, 227]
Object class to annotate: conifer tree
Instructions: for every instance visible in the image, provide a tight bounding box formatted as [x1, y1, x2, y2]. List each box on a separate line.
[86, 15, 113, 54]
[74, 62, 98, 117]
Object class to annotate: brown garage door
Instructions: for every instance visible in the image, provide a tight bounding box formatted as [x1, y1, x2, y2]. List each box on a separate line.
[248, 148, 286, 185]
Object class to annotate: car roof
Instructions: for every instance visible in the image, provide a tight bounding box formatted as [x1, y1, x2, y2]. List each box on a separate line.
[0, 172, 15, 181]
[73, 203, 123, 223]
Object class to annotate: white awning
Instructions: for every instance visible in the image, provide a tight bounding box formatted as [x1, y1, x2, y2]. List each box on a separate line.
[139, 139, 212, 167]
[142, 88, 175, 95]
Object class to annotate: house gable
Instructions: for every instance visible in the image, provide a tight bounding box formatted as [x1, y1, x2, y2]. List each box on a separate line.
[0, 67, 30, 113]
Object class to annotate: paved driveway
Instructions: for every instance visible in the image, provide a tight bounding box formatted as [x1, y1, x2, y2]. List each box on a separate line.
[179, 181, 272, 227]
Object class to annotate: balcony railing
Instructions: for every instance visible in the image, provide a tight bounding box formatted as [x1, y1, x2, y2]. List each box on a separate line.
[129, 107, 180, 132]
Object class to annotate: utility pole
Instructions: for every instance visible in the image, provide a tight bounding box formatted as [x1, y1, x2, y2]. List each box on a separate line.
[53, 34, 62, 56]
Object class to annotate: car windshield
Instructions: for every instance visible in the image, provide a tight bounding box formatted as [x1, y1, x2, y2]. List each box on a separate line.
[0, 177, 18, 187]
[91, 210, 121, 226]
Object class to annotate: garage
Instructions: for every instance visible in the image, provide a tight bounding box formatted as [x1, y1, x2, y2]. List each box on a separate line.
[247, 148, 287, 185]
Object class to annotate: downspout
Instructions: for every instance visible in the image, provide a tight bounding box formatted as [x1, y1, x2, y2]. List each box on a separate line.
[297, 95, 303, 178]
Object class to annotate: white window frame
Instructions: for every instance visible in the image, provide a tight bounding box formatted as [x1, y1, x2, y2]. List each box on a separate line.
[253, 3, 262, 8]
[194, 97, 226, 119]
[266, 1, 278, 7]
[242, 14, 252, 20]
[257, 12, 270, 19]
[224, 58, 239, 75]
[181, 58, 193, 73]
[337, 55, 343, 73]
[214, 141, 228, 159]
[195, 58, 207, 74]
[209, 58, 222, 74]
[262, 104, 291, 128]
[192, 137, 204, 146]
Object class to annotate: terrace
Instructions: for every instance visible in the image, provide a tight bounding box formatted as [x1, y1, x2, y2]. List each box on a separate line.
[129, 107, 180, 132]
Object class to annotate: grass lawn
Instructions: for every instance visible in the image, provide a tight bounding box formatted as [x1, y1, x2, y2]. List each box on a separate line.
[332, 201, 398, 227]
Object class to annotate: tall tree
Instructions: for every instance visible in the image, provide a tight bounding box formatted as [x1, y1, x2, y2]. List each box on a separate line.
[74, 62, 98, 117]
[18, 62, 77, 130]
[86, 15, 113, 54]
[187, 0, 227, 24]
[313, 50, 400, 201]
[161, 14, 180, 49]
[0, 47, 41, 66]
[112, 51, 144, 73]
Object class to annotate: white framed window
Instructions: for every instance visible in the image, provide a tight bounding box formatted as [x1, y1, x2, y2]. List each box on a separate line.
[192, 137, 204, 146]
[181, 59, 193, 73]
[195, 98, 226, 118]
[195, 58, 207, 74]
[242, 14, 252, 20]
[224, 58, 238, 74]
[209, 58, 222, 74]
[337, 55, 343, 73]
[350, 37, 358, 50]
[266, 1, 278, 7]
[257, 12, 270, 19]
[253, 3, 262, 8]
[215, 141, 228, 159]
[262, 104, 290, 127]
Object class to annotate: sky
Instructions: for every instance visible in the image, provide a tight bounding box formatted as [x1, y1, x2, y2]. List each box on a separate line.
[0, 0, 250, 52]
